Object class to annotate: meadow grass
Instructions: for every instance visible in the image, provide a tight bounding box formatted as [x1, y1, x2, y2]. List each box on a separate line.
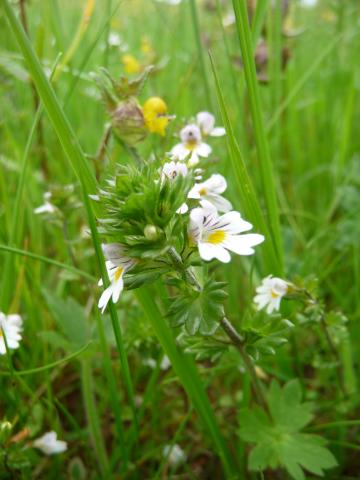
[0, 0, 359, 478]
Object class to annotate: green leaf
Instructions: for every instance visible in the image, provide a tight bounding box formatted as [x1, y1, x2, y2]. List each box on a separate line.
[239, 380, 337, 480]
[43, 290, 90, 347]
[168, 279, 226, 335]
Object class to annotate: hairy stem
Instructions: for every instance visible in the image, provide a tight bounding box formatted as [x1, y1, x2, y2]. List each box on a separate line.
[220, 317, 269, 412]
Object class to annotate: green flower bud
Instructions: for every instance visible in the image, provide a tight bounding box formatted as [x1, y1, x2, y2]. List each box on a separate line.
[144, 224, 158, 241]
[111, 97, 147, 145]
[0, 421, 12, 443]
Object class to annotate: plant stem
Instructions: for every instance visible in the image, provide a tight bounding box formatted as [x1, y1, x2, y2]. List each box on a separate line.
[220, 317, 268, 413]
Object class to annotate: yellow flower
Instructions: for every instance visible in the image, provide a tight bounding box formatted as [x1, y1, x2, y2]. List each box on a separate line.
[121, 54, 141, 74]
[141, 36, 154, 58]
[143, 97, 169, 136]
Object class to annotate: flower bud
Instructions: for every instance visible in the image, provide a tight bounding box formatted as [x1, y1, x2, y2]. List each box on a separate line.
[0, 421, 12, 443]
[144, 224, 158, 241]
[111, 97, 148, 145]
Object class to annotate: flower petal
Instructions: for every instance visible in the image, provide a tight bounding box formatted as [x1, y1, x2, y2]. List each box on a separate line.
[198, 242, 231, 263]
[223, 233, 264, 255]
[209, 127, 226, 137]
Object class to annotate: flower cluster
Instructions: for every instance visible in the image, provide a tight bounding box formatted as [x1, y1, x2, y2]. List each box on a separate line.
[97, 110, 265, 313]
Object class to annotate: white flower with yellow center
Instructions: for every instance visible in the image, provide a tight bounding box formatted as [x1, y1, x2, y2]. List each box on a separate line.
[196, 111, 226, 137]
[188, 174, 232, 212]
[0, 313, 23, 355]
[98, 244, 135, 313]
[33, 431, 67, 455]
[188, 202, 264, 263]
[170, 124, 211, 166]
[254, 275, 289, 314]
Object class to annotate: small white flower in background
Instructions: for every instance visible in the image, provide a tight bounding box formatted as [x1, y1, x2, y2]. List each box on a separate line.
[254, 275, 289, 314]
[160, 355, 171, 370]
[33, 431, 67, 455]
[188, 201, 264, 263]
[162, 443, 186, 466]
[0, 313, 23, 355]
[98, 244, 136, 313]
[156, 0, 182, 5]
[188, 174, 232, 212]
[161, 162, 189, 214]
[170, 124, 211, 166]
[196, 111, 226, 137]
[108, 32, 121, 47]
[161, 161, 188, 182]
[34, 192, 56, 215]
[222, 11, 236, 27]
[300, 0, 317, 7]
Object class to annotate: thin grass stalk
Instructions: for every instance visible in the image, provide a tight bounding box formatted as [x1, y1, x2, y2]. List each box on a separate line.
[1, 0, 138, 445]
[209, 51, 281, 275]
[0, 56, 60, 312]
[251, 0, 268, 47]
[231, 0, 284, 273]
[135, 287, 237, 477]
[189, 0, 213, 110]
[81, 359, 110, 476]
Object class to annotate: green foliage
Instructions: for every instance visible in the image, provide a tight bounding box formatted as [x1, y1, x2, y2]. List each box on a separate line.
[97, 163, 191, 259]
[239, 380, 337, 480]
[167, 278, 227, 335]
[43, 290, 90, 349]
[240, 310, 293, 359]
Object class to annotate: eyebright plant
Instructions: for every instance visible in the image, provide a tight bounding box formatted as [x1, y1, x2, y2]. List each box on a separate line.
[92, 70, 344, 479]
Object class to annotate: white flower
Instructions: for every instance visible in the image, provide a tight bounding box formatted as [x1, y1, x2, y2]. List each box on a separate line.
[254, 275, 288, 314]
[33, 431, 67, 455]
[162, 444, 186, 466]
[98, 244, 135, 313]
[300, 0, 317, 7]
[170, 124, 211, 166]
[188, 174, 232, 212]
[188, 201, 264, 263]
[161, 161, 188, 214]
[161, 161, 188, 181]
[34, 192, 56, 215]
[108, 32, 121, 47]
[156, 0, 182, 4]
[0, 313, 23, 355]
[196, 112, 226, 137]
[160, 355, 171, 370]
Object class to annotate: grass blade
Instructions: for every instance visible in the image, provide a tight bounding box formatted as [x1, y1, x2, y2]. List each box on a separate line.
[136, 287, 238, 478]
[231, 0, 284, 273]
[209, 51, 281, 275]
[2, 0, 138, 456]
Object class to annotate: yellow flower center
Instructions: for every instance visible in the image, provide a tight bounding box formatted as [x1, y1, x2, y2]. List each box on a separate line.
[121, 54, 141, 74]
[143, 97, 169, 136]
[207, 230, 226, 244]
[270, 289, 279, 299]
[185, 140, 198, 151]
[199, 187, 207, 196]
[114, 266, 123, 281]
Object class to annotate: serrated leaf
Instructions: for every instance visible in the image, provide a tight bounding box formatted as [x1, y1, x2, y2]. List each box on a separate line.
[43, 290, 90, 347]
[239, 380, 337, 480]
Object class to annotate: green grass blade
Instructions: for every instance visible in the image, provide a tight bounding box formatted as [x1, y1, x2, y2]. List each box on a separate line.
[231, 0, 284, 273]
[251, 0, 268, 47]
[209, 52, 281, 275]
[136, 288, 237, 478]
[2, 0, 138, 451]
[189, 0, 213, 110]
[1, 55, 61, 311]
